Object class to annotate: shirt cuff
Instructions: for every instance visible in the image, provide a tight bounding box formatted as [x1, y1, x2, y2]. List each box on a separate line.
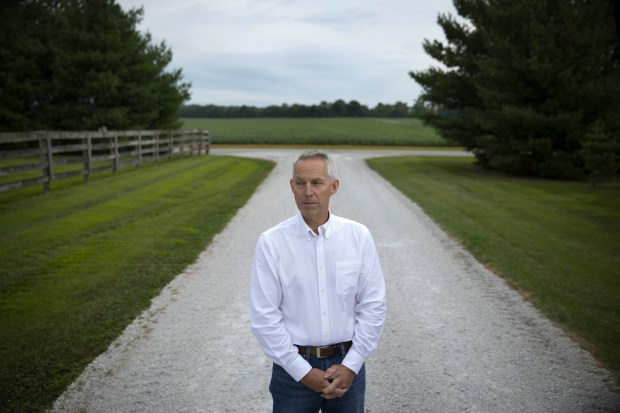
[285, 354, 313, 382]
[342, 348, 364, 374]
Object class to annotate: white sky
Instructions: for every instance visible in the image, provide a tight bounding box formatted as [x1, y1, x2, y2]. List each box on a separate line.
[116, 0, 456, 107]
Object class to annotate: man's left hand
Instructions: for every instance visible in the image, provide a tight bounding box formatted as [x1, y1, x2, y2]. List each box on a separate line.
[321, 364, 356, 399]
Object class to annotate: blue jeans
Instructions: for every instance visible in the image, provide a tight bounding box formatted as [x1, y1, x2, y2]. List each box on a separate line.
[269, 355, 366, 413]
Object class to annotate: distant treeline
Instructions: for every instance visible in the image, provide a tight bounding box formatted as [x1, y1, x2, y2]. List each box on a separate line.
[181, 99, 419, 118]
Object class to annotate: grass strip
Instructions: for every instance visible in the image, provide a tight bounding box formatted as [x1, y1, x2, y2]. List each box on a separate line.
[183, 117, 450, 146]
[0, 155, 274, 412]
[367, 156, 620, 381]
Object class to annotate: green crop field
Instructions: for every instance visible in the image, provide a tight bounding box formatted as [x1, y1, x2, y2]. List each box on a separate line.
[368, 156, 620, 382]
[183, 117, 450, 147]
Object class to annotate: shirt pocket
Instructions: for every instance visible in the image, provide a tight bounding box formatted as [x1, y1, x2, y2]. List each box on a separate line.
[336, 261, 361, 296]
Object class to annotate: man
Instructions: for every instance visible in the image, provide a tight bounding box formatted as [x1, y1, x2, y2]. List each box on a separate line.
[250, 151, 387, 412]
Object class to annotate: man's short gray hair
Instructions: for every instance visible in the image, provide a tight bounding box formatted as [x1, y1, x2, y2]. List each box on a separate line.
[293, 151, 337, 180]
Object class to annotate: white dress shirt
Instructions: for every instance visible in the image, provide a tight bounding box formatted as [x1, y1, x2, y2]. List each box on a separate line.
[250, 212, 387, 382]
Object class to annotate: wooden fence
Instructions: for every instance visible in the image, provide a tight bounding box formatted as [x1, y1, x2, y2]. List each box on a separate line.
[0, 129, 210, 193]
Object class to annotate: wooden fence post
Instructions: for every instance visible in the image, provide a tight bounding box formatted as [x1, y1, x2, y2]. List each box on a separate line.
[83, 133, 92, 183]
[137, 131, 143, 168]
[39, 131, 53, 192]
[154, 132, 160, 163]
[181, 130, 187, 155]
[183, 131, 194, 156]
[168, 131, 173, 161]
[112, 131, 119, 175]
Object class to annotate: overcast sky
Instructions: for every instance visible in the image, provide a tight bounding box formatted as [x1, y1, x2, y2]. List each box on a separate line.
[116, 0, 456, 107]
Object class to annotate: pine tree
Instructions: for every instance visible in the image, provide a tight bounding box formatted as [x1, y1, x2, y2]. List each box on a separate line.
[0, 1, 55, 131]
[411, 0, 620, 179]
[0, 0, 190, 132]
[581, 121, 619, 185]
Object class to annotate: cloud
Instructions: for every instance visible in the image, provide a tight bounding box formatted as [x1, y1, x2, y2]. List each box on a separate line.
[118, 0, 455, 106]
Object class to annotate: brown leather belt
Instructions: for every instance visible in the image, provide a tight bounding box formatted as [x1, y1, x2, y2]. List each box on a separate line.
[295, 341, 352, 359]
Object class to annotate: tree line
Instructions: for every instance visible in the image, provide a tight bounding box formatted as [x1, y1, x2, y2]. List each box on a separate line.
[181, 100, 415, 118]
[412, 0, 620, 181]
[0, 0, 190, 132]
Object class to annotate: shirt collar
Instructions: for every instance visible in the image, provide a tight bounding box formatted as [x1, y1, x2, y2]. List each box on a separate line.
[297, 212, 332, 240]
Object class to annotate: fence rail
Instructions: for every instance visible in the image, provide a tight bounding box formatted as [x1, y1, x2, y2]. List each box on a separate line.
[0, 129, 210, 193]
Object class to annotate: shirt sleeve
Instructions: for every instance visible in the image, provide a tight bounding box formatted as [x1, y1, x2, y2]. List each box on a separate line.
[342, 228, 387, 374]
[250, 234, 312, 382]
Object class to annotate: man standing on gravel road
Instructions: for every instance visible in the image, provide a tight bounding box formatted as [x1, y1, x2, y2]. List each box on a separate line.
[250, 150, 387, 413]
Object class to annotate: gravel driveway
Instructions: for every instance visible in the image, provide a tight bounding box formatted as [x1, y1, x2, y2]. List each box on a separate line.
[53, 148, 619, 412]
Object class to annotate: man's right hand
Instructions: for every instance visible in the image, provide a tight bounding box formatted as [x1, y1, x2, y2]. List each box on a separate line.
[300, 368, 331, 393]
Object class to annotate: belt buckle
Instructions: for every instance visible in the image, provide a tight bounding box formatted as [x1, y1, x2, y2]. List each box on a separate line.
[316, 346, 323, 358]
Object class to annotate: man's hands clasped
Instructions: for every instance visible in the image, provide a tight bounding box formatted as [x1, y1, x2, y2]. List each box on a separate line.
[300, 364, 356, 399]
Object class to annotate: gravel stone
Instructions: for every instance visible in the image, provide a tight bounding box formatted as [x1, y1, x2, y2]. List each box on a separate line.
[52, 148, 620, 413]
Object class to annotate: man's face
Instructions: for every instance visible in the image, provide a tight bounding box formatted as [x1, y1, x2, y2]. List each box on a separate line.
[290, 159, 339, 226]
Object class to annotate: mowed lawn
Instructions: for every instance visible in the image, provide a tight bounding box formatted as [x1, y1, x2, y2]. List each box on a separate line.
[183, 117, 450, 147]
[367, 156, 620, 381]
[0, 155, 274, 412]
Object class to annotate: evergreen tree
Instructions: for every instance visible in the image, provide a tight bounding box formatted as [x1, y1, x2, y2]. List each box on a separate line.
[411, 0, 620, 179]
[580, 121, 620, 185]
[0, 1, 54, 131]
[0, 0, 190, 132]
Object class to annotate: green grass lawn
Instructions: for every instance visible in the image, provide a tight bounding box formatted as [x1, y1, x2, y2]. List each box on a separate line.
[183, 117, 449, 146]
[367, 156, 620, 381]
[0, 155, 274, 412]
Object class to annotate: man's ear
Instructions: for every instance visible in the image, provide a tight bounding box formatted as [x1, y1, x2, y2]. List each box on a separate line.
[290, 178, 294, 192]
[330, 179, 339, 195]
